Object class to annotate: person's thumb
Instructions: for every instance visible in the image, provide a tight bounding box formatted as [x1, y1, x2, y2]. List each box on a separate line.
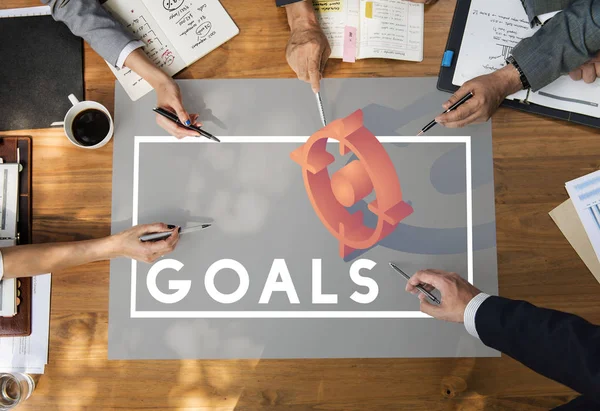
[140, 222, 171, 235]
[418, 294, 443, 318]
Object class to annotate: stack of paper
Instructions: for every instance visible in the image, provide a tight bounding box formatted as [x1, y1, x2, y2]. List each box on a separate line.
[550, 199, 600, 284]
[566, 171, 600, 264]
[0, 274, 51, 374]
[0, 277, 16, 317]
[0, 241, 17, 317]
[0, 163, 20, 318]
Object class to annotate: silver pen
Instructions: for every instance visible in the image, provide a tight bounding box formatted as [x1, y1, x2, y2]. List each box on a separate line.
[140, 224, 212, 242]
[315, 91, 327, 127]
[389, 262, 441, 305]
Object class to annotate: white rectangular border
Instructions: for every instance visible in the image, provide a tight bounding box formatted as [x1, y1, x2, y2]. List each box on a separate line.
[130, 136, 473, 318]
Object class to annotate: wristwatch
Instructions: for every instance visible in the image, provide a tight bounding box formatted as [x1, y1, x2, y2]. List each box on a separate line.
[506, 55, 531, 90]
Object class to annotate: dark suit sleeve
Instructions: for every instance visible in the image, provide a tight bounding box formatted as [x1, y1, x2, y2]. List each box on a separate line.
[476, 296, 600, 403]
[511, 0, 600, 91]
[276, 0, 303, 6]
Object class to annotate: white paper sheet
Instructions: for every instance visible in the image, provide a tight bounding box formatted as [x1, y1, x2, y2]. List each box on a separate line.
[104, 0, 186, 101]
[141, 0, 239, 66]
[0, 240, 17, 318]
[142, 0, 240, 65]
[529, 75, 600, 118]
[314, 0, 352, 58]
[0, 6, 50, 18]
[0, 274, 51, 374]
[452, 0, 534, 101]
[104, 0, 238, 101]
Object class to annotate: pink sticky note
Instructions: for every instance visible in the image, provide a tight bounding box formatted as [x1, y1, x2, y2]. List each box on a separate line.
[343, 26, 357, 63]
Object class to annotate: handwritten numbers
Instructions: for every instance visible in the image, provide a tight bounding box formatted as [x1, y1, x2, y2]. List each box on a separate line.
[163, 0, 185, 12]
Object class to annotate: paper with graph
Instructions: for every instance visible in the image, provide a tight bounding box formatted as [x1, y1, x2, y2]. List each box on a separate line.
[566, 170, 600, 262]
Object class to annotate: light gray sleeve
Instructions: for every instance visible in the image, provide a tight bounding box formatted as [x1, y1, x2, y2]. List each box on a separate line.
[41, 0, 136, 66]
[463, 292, 491, 339]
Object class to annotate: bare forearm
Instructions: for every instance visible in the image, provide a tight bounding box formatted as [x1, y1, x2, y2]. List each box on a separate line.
[1, 237, 119, 279]
[124, 48, 171, 88]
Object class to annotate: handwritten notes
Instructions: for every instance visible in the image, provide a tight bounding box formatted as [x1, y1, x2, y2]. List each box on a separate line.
[314, 0, 359, 58]
[104, 0, 186, 100]
[103, 0, 238, 101]
[142, 0, 239, 64]
[358, 0, 423, 61]
[314, 0, 343, 13]
[452, 0, 536, 101]
[314, 0, 422, 62]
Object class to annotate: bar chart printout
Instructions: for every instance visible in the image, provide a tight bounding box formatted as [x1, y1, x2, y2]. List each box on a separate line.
[566, 170, 600, 262]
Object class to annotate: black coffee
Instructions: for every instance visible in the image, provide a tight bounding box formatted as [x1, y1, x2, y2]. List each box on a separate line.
[71, 109, 110, 146]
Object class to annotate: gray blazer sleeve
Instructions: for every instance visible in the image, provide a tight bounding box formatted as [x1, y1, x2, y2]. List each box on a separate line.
[511, 0, 600, 91]
[41, 0, 136, 66]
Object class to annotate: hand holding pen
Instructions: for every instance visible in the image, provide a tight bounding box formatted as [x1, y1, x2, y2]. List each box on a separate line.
[432, 65, 524, 129]
[390, 263, 441, 305]
[404, 269, 481, 323]
[112, 223, 180, 264]
[417, 92, 474, 135]
[153, 108, 220, 142]
[152, 77, 204, 139]
[155, 108, 204, 140]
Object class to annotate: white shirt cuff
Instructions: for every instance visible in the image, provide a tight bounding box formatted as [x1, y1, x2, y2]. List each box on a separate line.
[463, 292, 491, 339]
[537, 11, 560, 24]
[115, 40, 145, 69]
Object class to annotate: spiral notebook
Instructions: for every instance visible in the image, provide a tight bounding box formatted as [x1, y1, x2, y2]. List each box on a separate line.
[104, 0, 239, 101]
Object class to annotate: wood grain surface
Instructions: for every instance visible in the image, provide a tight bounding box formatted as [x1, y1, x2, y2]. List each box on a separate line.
[2, 0, 600, 410]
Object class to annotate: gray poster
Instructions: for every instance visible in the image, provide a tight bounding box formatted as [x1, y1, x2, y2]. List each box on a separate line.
[109, 78, 498, 359]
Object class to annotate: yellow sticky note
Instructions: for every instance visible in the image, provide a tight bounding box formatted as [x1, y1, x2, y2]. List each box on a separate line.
[313, 0, 342, 13]
[365, 1, 373, 18]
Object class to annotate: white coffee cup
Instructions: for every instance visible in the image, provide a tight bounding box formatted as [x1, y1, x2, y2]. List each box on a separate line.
[51, 94, 114, 149]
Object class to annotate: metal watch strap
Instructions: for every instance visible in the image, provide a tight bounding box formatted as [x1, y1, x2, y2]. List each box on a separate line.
[506, 55, 531, 90]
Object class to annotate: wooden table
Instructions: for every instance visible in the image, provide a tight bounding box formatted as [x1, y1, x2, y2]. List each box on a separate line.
[3, 1, 600, 409]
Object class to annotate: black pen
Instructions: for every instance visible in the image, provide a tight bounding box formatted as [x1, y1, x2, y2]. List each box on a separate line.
[417, 92, 474, 136]
[389, 262, 442, 305]
[152, 107, 220, 142]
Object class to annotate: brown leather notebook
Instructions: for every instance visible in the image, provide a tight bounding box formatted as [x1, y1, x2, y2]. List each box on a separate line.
[0, 137, 32, 337]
